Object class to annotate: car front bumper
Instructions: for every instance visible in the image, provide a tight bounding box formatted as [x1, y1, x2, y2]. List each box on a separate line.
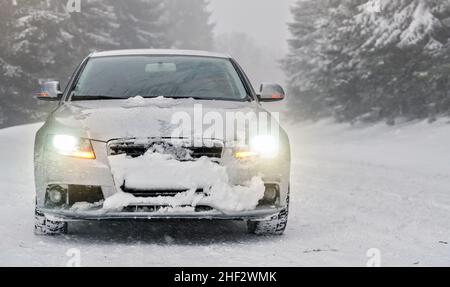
[37, 206, 284, 221]
[35, 137, 291, 221]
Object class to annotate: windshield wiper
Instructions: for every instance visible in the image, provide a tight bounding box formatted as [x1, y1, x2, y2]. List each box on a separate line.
[71, 95, 126, 100]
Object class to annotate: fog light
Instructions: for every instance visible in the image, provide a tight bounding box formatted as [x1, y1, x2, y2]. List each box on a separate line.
[264, 186, 278, 201]
[48, 189, 62, 203]
[45, 184, 68, 207]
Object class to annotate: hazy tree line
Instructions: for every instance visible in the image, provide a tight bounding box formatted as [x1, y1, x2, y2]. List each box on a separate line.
[0, 0, 213, 128]
[284, 0, 450, 124]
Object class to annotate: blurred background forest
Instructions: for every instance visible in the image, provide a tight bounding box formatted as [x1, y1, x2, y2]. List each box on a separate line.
[1, 0, 450, 128]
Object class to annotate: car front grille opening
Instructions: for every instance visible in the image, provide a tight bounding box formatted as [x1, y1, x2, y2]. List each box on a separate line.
[189, 146, 223, 159]
[110, 144, 148, 158]
[108, 139, 223, 160]
[68, 185, 104, 205]
[122, 205, 213, 213]
[121, 183, 205, 198]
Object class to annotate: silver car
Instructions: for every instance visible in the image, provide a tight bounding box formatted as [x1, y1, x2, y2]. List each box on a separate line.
[34, 50, 291, 235]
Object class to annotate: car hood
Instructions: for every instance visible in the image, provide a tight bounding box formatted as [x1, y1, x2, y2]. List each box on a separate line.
[49, 97, 266, 142]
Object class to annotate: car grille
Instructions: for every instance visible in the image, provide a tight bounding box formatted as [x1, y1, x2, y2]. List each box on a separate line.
[120, 186, 212, 212]
[122, 205, 213, 213]
[108, 138, 223, 160]
[121, 186, 204, 198]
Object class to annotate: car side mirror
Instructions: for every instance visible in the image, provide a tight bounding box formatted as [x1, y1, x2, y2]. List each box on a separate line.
[257, 83, 285, 102]
[36, 81, 62, 101]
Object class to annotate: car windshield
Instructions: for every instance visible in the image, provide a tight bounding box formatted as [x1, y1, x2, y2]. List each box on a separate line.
[71, 55, 249, 101]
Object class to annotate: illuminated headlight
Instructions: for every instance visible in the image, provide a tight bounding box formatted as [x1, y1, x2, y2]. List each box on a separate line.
[235, 135, 279, 159]
[52, 135, 96, 159]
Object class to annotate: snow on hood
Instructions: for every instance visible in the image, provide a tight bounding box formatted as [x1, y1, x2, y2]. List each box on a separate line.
[51, 97, 259, 142]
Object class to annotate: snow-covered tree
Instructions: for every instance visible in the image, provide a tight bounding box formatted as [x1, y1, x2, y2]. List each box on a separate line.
[283, 0, 337, 120]
[0, 0, 124, 127]
[8, 1, 73, 78]
[67, 0, 120, 59]
[0, 0, 19, 126]
[284, 0, 450, 123]
[0, 0, 70, 127]
[112, 0, 171, 49]
[352, 0, 450, 121]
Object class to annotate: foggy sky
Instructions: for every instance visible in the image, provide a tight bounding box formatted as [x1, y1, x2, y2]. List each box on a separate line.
[209, 0, 296, 53]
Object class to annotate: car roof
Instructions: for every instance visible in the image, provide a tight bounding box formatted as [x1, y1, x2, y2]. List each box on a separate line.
[90, 49, 231, 59]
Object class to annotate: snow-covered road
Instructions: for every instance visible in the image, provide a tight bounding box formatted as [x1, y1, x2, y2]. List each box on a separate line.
[0, 120, 449, 266]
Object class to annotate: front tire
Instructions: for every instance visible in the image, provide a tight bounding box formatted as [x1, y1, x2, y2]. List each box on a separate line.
[34, 209, 68, 235]
[247, 208, 289, 235]
[247, 190, 290, 235]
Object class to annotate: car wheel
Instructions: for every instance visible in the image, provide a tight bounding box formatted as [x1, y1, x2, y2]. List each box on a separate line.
[34, 209, 68, 235]
[247, 192, 290, 235]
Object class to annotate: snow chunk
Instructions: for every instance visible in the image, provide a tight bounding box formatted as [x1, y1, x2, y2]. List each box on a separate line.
[122, 95, 194, 109]
[103, 177, 265, 213]
[109, 152, 227, 190]
[106, 150, 265, 212]
[123, 96, 147, 108]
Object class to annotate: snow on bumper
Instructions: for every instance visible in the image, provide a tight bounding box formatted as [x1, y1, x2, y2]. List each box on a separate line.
[106, 152, 266, 212]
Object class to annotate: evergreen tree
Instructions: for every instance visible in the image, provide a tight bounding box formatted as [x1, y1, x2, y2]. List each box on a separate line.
[67, 0, 120, 61]
[283, 0, 335, 120]
[112, 0, 171, 49]
[351, 0, 450, 122]
[1, 0, 69, 126]
[0, 0, 19, 125]
[284, 0, 450, 123]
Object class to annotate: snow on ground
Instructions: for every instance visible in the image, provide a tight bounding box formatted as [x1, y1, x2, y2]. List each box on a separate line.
[0, 119, 449, 266]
